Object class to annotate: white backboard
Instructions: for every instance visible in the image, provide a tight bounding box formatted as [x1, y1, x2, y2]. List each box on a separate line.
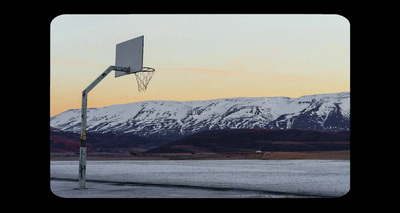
[115, 35, 144, 78]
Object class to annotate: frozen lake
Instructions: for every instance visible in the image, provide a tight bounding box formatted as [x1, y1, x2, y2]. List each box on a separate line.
[50, 159, 350, 198]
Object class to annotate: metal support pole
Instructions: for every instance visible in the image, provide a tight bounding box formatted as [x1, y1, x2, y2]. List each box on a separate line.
[78, 65, 129, 189]
[78, 91, 87, 189]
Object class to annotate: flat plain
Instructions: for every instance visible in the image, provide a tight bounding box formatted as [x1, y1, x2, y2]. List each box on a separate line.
[50, 150, 350, 161]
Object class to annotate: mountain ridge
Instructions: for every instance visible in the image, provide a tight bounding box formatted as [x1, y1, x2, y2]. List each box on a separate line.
[51, 92, 350, 139]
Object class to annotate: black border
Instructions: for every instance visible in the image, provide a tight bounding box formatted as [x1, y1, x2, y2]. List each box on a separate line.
[43, 9, 358, 204]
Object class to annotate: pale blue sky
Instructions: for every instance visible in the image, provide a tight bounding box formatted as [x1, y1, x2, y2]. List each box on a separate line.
[51, 14, 350, 116]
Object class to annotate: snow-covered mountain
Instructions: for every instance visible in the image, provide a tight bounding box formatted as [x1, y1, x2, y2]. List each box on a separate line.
[50, 92, 350, 138]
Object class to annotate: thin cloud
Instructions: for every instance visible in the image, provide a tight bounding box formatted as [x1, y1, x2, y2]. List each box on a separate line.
[158, 66, 251, 76]
[184, 67, 247, 75]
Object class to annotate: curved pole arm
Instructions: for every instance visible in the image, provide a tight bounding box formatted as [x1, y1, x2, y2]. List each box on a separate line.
[83, 66, 130, 95]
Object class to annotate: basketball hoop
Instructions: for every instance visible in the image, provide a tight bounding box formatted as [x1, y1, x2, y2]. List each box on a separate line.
[78, 35, 156, 189]
[134, 67, 155, 92]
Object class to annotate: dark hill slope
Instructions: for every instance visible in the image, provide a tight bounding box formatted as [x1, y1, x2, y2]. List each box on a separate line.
[50, 127, 171, 153]
[146, 129, 350, 153]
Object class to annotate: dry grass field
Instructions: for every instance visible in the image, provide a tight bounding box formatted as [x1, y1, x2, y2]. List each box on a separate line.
[50, 150, 349, 161]
[265, 150, 349, 160]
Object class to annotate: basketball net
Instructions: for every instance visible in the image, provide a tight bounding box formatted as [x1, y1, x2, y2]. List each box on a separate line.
[134, 67, 155, 92]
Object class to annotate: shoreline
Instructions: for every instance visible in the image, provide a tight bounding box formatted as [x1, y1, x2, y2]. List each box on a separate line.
[50, 150, 350, 161]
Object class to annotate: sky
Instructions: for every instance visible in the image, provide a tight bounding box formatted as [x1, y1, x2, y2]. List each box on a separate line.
[50, 14, 350, 116]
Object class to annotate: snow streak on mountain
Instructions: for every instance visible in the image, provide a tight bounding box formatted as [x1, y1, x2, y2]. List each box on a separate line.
[50, 92, 350, 138]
